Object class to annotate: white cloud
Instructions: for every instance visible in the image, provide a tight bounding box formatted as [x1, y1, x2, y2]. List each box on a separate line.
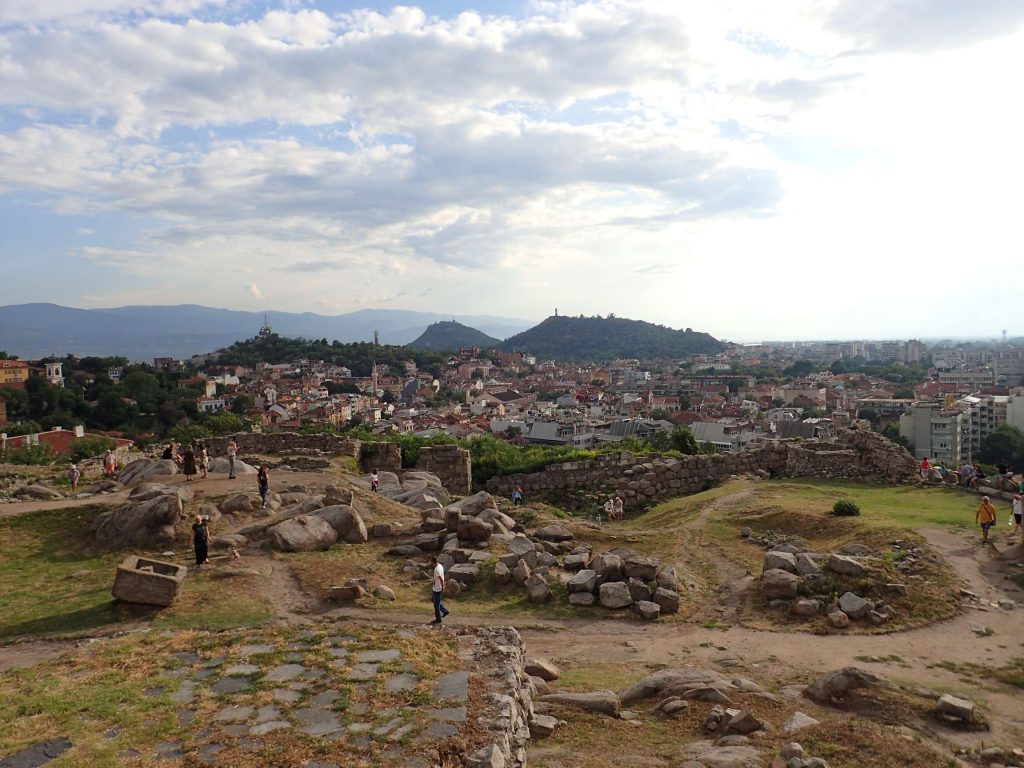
[1, 1, 1022, 339]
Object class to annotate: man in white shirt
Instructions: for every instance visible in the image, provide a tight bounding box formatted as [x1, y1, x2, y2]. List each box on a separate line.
[227, 440, 238, 479]
[430, 556, 449, 624]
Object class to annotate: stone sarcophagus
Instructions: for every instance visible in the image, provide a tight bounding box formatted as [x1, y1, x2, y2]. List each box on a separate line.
[111, 556, 187, 607]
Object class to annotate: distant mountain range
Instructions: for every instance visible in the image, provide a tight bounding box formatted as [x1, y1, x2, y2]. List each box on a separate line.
[0, 304, 535, 360]
[408, 321, 502, 352]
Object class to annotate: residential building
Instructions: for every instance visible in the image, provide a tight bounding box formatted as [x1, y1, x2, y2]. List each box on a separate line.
[0, 359, 29, 389]
[898, 402, 963, 466]
[958, 395, 1008, 463]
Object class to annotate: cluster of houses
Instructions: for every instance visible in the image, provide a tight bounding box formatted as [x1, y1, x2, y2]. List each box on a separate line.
[4, 333, 1024, 463]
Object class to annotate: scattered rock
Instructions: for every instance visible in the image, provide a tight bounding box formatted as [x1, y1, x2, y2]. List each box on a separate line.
[598, 581, 633, 609]
[525, 659, 561, 682]
[838, 592, 870, 620]
[762, 569, 801, 600]
[827, 554, 867, 578]
[804, 667, 895, 704]
[826, 610, 850, 629]
[936, 693, 974, 723]
[537, 690, 620, 717]
[268, 515, 338, 552]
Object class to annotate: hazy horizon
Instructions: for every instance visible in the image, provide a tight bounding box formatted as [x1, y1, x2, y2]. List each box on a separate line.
[2, 1, 1022, 341]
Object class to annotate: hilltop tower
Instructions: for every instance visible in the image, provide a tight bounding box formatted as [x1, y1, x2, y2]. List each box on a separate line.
[258, 313, 273, 338]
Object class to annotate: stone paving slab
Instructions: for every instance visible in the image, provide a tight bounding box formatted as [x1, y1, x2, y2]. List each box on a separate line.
[433, 671, 469, 703]
[261, 663, 307, 682]
[346, 663, 379, 681]
[355, 649, 401, 663]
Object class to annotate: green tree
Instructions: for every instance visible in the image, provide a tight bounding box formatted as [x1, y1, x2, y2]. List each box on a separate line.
[882, 422, 910, 449]
[893, 385, 915, 399]
[677, 393, 692, 410]
[670, 426, 699, 454]
[980, 425, 1024, 467]
[785, 360, 815, 377]
[231, 395, 254, 414]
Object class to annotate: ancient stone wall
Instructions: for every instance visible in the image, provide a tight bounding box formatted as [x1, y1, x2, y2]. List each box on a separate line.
[416, 445, 472, 497]
[460, 626, 533, 768]
[485, 430, 916, 509]
[205, 433, 402, 473]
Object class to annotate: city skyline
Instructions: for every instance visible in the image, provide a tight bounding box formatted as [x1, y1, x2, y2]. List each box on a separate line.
[2, 1, 1023, 340]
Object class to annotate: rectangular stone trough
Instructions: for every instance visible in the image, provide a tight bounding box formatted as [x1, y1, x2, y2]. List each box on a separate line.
[111, 556, 187, 607]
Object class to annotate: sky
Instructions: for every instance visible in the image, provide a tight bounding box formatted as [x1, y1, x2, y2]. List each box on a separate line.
[1, 0, 1023, 342]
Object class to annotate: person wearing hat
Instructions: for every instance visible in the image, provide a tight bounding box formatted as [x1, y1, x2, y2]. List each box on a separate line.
[67, 463, 81, 496]
[192, 514, 210, 566]
[976, 496, 997, 544]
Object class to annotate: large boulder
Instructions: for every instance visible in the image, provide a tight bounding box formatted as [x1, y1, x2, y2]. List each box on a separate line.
[208, 457, 257, 475]
[315, 505, 368, 544]
[457, 516, 493, 543]
[623, 555, 660, 581]
[619, 668, 732, 706]
[448, 563, 481, 586]
[636, 601, 661, 621]
[507, 534, 536, 557]
[653, 587, 680, 615]
[117, 458, 179, 486]
[591, 552, 623, 582]
[536, 691, 619, 717]
[525, 573, 551, 603]
[568, 569, 597, 594]
[795, 553, 821, 576]
[838, 592, 871, 619]
[535, 524, 573, 542]
[936, 693, 975, 722]
[92, 493, 183, 549]
[13, 484, 64, 501]
[525, 659, 561, 681]
[762, 569, 801, 600]
[220, 494, 254, 515]
[323, 484, 354, 506]
[445, 491, 497, 518]
[763, 551, 798, 574]
[268, 515, 338, 552]
[512, 559, 532, 586]
[828, 554, 867, 578]
[679, 741, 761, 768]
[598, 581, 633, 609]
[804, 667, 896, 704]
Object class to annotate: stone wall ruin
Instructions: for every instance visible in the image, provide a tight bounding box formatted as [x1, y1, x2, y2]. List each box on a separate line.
[485, 429, 916, 509]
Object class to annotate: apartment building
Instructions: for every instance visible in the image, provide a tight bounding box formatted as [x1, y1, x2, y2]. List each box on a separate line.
[898, 402, 963, 466]
[958, 395, 1007, 463]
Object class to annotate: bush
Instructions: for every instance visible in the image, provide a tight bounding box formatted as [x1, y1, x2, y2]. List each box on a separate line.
[68, 435, 117, 464]
[1, 443, 57, 465]
[831, 499, 861, 517]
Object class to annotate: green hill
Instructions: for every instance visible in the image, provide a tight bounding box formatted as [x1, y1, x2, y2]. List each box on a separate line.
[408, 321, 501, 352]
[500, 315, 723, 361]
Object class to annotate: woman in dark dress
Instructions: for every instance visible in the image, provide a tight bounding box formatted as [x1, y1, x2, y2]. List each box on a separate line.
[183, 444, 197, 481]
[257, 465, 270, 509]
[192, 514, 209, 566]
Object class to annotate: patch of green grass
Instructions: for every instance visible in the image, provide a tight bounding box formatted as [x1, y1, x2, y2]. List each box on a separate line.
[0, 506, 127, 641]
[763, 480, 975, 530]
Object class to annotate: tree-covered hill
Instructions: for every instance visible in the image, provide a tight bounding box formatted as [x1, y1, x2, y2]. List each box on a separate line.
[500, 315, 723, 361]
[408, 321, 501, 352]
[211, 334, 449, 377]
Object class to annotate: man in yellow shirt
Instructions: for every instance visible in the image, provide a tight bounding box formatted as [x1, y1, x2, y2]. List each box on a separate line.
[975, 496, 997, 544]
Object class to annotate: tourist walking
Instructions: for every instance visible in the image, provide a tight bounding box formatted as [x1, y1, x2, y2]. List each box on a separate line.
[602, 497, 614, 522]
[512, 485, 524, 506]
[613, 496, 624, 520]
[1012, 494, 1023, 537]
[227, 440, 238, 479]
[257, 465, 270, 508]
[192, 514, 210, 566]
[102, 449, 117, 478]
[199, 443, 209, 479]
[976, 496, 997, 544]
[370, 469, 380, 493]
[429, 555, 449, 624]
[68, 463, 81, 495]
[183, 443, 197, 481]
[919, 457, 929, 480]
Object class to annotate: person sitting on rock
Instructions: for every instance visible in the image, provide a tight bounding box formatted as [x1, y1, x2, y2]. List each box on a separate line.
[511, 485, 524, 506]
